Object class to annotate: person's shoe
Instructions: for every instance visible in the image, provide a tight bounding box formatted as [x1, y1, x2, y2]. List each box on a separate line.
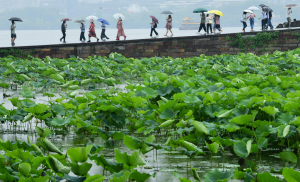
[124, 36, 126, 40]
[107, 37, 109, 39]
[116, 38, 119, 41]
[157, 34, 159, 37]
[87, 40, 91, 42]
[196, 32, 200, 34]
[60, 38, 62, 42]
[97, 39, 99, 42]
[63, 41, 66, 43]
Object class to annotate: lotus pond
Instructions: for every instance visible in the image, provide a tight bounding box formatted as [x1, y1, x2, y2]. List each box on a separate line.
[1, 49, 300, 182]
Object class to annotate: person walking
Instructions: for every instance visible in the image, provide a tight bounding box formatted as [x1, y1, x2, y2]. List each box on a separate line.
[287, 8, 292, 28]
[196, 12, 207, 34]
[241, 12, 248, 32]
[150, 19, 159, 38]
[260, 10, 267, 30]
[213, 14, 216, 31]
[248, 11, 256, 31]
[11, 21, 16, 46]
[164, 15, 173, 37]
[87, 21, 99, 42]
[60, 21, 67, 43]
[214, 15, 222, 33]
[265, 10, 273, 30]
[80, 23, 86, 42]
[101, 21, 109, 40]
[206, 14, 213, 34]
[116, 18, 126, 40]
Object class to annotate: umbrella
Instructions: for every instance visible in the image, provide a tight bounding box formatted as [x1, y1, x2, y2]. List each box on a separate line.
[9, 17, 23, 22]
[74, 20, 86, 23]
[61, 18, 72, 21]
[259, 4, 267, 8]
[161, 11, 173, 14]
[264, 6, 273, 12]
[285, 4, 298, 8]
[248, 6, 260, 10]
[97, 18, 109, 25]
[150, 16, 159, 24]
[113, 14, 125, 20]
[243, 9, 253, 13]
[193, 8, 208, 13]
[208, 10, 224, 16]
[86, 16, 98, 21]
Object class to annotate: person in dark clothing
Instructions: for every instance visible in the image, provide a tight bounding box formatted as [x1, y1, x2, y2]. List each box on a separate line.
[60, 21, 67, 42]
[150, 20, 159, 37]
[196, 12, 207, 34]
[100, 21, 109, 40]
[266, 11, 273, 30]
[80, 23, 86, 42]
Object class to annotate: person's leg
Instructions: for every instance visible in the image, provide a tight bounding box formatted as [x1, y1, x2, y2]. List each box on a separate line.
[210, 24, 213, 33]
[269, 19, 273, 29]
[104, 30, 109, 39]
[198, 24, 201, 32]
[63, 32, 66, 42]
[101, 29, 104, 39]
[154, 28, 158, 36]
[164, 29, 168, 36]
[288, 17, 291, 28]
[150, 28, 153, 37]
[170, 29, 173, 36]
[206, 24, 209, 33]
[203, 24, 207, 33]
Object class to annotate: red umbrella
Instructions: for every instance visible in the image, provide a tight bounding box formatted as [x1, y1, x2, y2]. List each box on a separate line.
[61, 18, 72, 21]
[150, 15, 159, 24]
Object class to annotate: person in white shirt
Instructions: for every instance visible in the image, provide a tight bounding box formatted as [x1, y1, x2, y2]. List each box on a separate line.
[206, 14, 213, 34]
[242, 12, 248, 32]
[286, 8, 292, 28]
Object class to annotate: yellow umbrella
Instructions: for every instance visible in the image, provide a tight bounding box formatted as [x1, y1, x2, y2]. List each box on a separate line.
[208, 10, 224, 16]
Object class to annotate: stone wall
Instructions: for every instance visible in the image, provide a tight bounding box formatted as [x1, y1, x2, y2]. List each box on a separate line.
[1, 28, 300, 59]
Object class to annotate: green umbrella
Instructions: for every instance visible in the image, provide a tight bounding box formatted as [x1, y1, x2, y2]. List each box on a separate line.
[193, 8, 208, 13]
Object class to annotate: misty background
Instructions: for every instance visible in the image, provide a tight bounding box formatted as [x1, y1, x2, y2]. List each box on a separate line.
[0, 0, 298, 30]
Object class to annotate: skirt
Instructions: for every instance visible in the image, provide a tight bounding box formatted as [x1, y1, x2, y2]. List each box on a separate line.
[89, 31, 96, 37]
[165, 23, 172, 30]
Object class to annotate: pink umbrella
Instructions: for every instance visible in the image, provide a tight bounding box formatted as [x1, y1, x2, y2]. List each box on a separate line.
[61, 18, 72, 21]
[150, 15, 159, 24]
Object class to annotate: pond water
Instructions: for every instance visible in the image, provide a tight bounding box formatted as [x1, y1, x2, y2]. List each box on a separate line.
[0, 85, 289, 181]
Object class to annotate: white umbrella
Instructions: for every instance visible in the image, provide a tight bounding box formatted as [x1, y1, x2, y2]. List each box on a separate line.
[248, 6, 260, 10]
[244, 9, 253, 13]
[86, 15, 98, 21]
[113, 13, 125, 20]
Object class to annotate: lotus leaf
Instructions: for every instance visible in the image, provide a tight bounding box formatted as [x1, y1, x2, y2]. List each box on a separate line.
[282, 168, 300, 182]
[67, 145, 93, 163]
[204, 169, 234, 182]
[84, 174, 106, 182]
[278, 151, 297, 164]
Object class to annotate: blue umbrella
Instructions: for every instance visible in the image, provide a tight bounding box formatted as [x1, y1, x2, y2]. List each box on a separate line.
[97, 18, 109, 25]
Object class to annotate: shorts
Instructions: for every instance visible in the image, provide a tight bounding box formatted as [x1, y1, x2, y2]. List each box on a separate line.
[216, 25, 220, 28]
[11, 34, 16, 38]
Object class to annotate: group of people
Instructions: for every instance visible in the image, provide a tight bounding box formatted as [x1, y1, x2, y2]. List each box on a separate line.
[60, 17, 127, 43]
[241, 7, 294, 32]
[196, 12, 222, 35]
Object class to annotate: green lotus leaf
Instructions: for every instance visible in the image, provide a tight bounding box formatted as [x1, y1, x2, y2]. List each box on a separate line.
[67, 145, 93, 163]
[180, 140, 205, 155]
[31, 144, 43, 155]
[84, 174, 106, 182]
[0, 140, 19, 151]
[204, 169, 234, 182]
[279, 151, 297, 164]
[0, 172, 17, 182]
[70, 162, 92, 176]
[135, 87, 158, 98]
[282, 168, 300, 182]
[50, 74, 64, 83]
[123, 135, 152, 154]
[257, 137, 268, 150]
[230, 114, 253, 125]
[51, 104, 65, 116]
[0, 106, 10, 115]
[267, 76, 281, 85]
[81, 79, 92, 85]
[20, 90, 35, 98]
[155, 72, 168, 82]
[19, 176, 50, 182]
[129, 170, 151, 182]
[18, 163, 31, 177]
[115, 148, 146, 169]
[191, 120, 208, 135]
[216, 109, 233, 118]
[277, 113, 296, 125]
[261, 106, 279, 116]
[25, 104, 49, 114]
[255, 125, 270, 138]
[204, 105, 223, 118]
[278, 125, 290, 138]
[50, 117, 71, 127]
[31, 156, 44, 169]
[183, 95, 201, 104]
[205, 141, 219, 154]
[47, 155, 70, 174]
[35, 126, 51, 138]
[6, 149, 34, 161]
[42, 138, 63, 155]
[105, 138, 115, 149]
[69, 85, 80, 90]
[221, 123, 240, 133]
[89, 154, 123, 173]
[10, 114, 24, 121]
[233, 141, 251, 159]
[109, 170, 131, 182]
[156, 86, 173, 96]
[159, 119, 175, 127]
[22, 113, 33, 123]
[256, 172, 282, 182]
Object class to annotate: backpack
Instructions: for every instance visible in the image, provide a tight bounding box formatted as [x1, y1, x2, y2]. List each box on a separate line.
[153, 23, 157, 28]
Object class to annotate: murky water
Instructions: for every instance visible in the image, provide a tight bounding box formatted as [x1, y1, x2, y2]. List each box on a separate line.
[0, 84, 289, 181]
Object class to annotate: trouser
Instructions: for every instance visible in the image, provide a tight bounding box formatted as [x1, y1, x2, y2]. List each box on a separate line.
[243, 22, 247, 31]
[150, 28, 158, 36]
[61, 31, 66, 42]
[198, 23, 206, 32]
[207, 23, 212, 33]
[213, 23, 216, 30]
[262, 19, 266, 30]
[101, 29, 109, 39]
[287, 17, 291, 28]
[215, 25, 221, 31]
[266, 18, 273, 29]
[80, 32, 85, 41]
[250, 18, 254, 29]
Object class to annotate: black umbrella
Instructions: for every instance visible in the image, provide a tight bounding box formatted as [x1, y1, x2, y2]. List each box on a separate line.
[161, 11, 173, 14]
[259, 4, 267, 8]
[264, 6, 273, 12]
[8, 17, 23, 22]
